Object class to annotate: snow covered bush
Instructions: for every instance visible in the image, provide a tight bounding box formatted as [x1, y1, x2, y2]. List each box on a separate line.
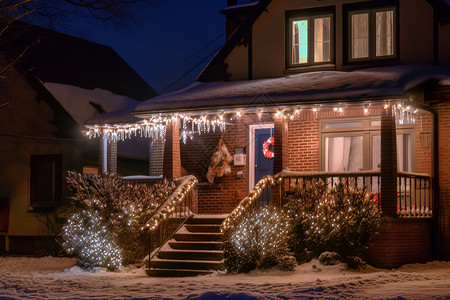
[62, 172, 177, 270]
[284, 179, 381, 269]
[224, 207, 297, 273]
[318, 252, 341, 266]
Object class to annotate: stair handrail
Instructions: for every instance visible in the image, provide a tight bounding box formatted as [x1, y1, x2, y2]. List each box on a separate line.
[141, 175, 198, 231]
[142, 175, 198, 267]
[221, 174, 276, 233]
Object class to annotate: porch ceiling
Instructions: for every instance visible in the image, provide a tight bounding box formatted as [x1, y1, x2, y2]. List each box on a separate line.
[133, 65, 450, 115]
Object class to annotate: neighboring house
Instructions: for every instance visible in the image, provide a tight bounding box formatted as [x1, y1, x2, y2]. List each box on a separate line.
[0, 22, 157, 255]
[87, 0, 450, 271]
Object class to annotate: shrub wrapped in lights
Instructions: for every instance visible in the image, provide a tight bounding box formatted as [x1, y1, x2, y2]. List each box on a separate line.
[283, 179, 381, 269]
[62, 172, 177, 270]
[224, 207, 297, 273]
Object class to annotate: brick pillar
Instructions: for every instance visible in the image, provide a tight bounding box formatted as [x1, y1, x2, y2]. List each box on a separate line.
[274, 116, 288, 174]
[381, 106, 397, 217]
[99, 138, 117, 174]
[163, 118, 181, 179]
[150, 139, 164, 176]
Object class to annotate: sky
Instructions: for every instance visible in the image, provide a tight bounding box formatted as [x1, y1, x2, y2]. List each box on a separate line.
[40, 1, 228, 95]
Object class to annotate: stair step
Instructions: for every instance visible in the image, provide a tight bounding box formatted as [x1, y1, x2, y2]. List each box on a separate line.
[157, 249, 223, 261]
[188, 215, 227, 225]
[185, 224, 222, 233]
[150, 258, 225, 270]
[174, 232, 223, 242]
[146, 268, 215, 277]
[168, 240, 224, 250]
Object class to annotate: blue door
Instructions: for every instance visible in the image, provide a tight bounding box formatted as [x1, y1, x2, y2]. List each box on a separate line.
[254, 128, 274, 206]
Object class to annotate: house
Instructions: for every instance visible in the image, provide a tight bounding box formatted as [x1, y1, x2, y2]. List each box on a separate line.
[85, 0, 450, 272]
[0, 22, 157, 255]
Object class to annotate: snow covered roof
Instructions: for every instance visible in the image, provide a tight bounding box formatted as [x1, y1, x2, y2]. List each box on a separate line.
[43, 82, 138, 126]
[134, 65, 450, 115]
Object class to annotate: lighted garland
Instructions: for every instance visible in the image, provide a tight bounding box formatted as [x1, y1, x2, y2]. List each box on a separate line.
[142, 175, 198, 231]
[221, 175, 276, 233]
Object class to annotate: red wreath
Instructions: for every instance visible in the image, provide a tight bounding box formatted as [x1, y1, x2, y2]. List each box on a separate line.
[262, 136, 275, 159]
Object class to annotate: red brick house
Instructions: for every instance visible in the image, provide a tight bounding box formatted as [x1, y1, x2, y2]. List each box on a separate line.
[86, 0, 450, 272]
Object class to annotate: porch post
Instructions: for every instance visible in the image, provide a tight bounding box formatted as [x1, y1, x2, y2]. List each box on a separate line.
[381, 105, 398, 217]
[273, 116, 288, 174]
[163, 117, 181, 179]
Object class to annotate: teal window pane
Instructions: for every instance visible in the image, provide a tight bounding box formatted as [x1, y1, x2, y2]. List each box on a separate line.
[292, 20, 308, 64]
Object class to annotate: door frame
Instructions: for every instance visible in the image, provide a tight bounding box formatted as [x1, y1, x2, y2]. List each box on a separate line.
[248, 123, 274, 190]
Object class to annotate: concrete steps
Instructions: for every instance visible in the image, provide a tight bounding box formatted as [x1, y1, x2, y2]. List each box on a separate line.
[146, 214, 227, 277]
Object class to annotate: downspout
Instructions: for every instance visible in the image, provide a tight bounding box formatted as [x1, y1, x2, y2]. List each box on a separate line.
[432, 109, 440, 259]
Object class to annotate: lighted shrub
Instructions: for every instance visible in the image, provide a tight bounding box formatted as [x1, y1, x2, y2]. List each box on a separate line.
[284, 179, 381, 269]
[62, 172, 177, 270]
[224, 207, 297, 273]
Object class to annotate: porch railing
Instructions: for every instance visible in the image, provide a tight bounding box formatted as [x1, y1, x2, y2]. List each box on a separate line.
[221, 169, 432, 232]
[397, 171, 432, 217]
[141, 175, 198, 267]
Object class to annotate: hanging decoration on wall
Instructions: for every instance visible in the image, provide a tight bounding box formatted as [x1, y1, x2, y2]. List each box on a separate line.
[206, 139, 233, 184]
[262, 136, 275, 159]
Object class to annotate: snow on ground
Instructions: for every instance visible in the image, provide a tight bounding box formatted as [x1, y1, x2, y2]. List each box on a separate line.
[0, 256, 449, 300]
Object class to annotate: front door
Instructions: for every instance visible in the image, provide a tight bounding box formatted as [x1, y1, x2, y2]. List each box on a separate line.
[254, 128, 274, 206]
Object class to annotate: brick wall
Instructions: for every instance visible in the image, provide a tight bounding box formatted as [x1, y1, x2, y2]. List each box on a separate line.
[432, 99, 450, 260]
[150, 139, 164, 176]
[180, 117, 250, 214]
[365, 218, 432, 268]
[107, 141, 118, 174]
[163, 119, 181, 179]
[416, 113, 432, 175]
[287, 111, 319, 172]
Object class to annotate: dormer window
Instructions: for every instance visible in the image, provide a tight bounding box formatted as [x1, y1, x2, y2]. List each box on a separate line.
[286, 8, 334, 68]
[348, 7, 396, 61]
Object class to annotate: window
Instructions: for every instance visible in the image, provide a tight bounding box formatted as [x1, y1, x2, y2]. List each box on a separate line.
[320, 117, 415, 172]
[287, 9, 333, 67]
[30, 154, 62, 209]
[348, 7, 396, 61]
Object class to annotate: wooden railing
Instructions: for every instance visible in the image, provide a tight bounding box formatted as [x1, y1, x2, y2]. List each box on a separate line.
[141, 175, 198, 266]
[222, 169, 433, 232]
[397, 171, 432, 217]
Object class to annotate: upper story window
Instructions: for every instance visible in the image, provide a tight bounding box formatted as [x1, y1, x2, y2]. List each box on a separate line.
[348, 6, 396, 61]
[286, 8, 334, 68]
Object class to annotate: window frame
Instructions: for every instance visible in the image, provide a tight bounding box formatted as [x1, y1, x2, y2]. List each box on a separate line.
[344, 1, 398, 65]
[286, 7, 335, 69]
[319, 116, 416, 172]
[30, 154, 63, 210]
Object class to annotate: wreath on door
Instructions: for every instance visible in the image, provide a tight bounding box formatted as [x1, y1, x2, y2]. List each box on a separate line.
[262, 136, 274, 159]
[206, 139, 233, 183]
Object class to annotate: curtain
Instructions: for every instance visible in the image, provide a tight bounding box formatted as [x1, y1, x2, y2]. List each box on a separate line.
[352, 13, 369, 59]
[376, 10, 393, 56]
[326, 136, 363, 172]
[314, 17, 330, 62]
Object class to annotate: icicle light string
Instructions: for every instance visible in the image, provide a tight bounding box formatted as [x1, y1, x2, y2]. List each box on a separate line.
[85, 102, 422, 143]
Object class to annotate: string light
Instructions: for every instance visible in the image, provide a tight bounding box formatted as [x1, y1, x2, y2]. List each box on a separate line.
[85, 101, 422, 144]
[142, 176, 198, 231]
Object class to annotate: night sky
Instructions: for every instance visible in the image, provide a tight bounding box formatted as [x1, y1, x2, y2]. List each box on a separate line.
[38, 1, 227, 95]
